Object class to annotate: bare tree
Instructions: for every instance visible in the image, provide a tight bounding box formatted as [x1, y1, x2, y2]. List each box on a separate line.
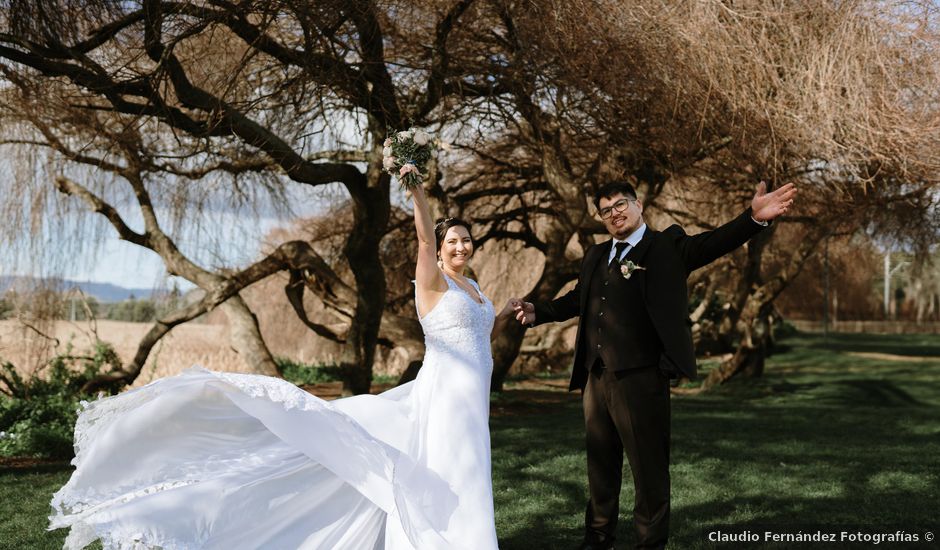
[2, 0, 938, 396]
[0, 0, 506, 394]
[451, 0, 940, 388]
[0, 77, 374, 391]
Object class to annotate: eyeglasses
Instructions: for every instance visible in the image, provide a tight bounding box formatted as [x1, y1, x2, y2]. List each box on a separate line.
[597, 198, 634, 220]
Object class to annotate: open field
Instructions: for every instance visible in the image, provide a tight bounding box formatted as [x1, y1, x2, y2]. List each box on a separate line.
[2, 332, 938, 549]
[0, 319, 251, 387]
[0, 315, 409, 385]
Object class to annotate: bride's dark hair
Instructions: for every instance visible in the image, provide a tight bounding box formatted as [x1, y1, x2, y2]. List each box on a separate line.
[434, 217, 474, 252]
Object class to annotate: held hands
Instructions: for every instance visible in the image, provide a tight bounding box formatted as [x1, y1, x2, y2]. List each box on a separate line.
[497, 299, 516, 319]
[510, 299, 535, 325]
[751, 181, 797, 223]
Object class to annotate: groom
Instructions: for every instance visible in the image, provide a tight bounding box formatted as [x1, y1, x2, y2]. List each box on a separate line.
[512, 180, 796, 549]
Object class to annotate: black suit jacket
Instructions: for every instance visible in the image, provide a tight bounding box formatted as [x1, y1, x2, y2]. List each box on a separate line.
[533, 209, 766, 390]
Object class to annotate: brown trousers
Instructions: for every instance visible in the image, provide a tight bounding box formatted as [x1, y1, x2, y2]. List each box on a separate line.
[582, 364, 671, 549]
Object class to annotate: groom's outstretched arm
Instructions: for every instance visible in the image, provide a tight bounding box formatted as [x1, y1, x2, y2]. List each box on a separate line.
[671, 209, 764, 273]
[676, 182, 796, 272]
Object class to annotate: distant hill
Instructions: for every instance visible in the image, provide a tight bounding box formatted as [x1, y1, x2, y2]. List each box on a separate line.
[0, 275, 158, 303]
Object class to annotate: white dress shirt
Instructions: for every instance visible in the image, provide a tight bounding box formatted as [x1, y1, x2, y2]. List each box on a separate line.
[608, 223, 647, 265]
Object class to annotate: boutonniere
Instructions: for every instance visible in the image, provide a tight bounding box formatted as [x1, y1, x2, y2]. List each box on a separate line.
[619, 259, 646, 280]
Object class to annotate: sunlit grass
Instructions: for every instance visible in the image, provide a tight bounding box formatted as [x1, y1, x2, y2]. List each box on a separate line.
[0, 463, 74, 550]
[493, 332, 940, 548]
[3, 332, 938, 549]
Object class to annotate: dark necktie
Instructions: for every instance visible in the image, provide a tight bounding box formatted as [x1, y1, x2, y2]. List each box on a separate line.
[609, 242, 629, 270]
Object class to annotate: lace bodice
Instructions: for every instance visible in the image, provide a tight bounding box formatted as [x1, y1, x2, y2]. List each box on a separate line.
[417, 274, 495, 369]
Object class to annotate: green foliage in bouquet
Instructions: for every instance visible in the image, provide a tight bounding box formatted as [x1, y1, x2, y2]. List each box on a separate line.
[382, 128, 434, 190]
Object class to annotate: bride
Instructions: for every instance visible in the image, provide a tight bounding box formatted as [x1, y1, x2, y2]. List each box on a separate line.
[49, 183, 514, 549]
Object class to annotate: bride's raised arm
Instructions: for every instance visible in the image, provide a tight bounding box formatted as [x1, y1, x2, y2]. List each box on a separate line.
[412, 185, 447, 317]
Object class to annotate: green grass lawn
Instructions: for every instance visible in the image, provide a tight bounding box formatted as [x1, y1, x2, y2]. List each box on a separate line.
[492, 332, 940, 549]
[3, 332, 938, 549]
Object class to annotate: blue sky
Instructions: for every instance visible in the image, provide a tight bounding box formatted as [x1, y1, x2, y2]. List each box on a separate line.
[0, 111, 382, 291]
[63, 213, 295, 291]
[1, 172, 417, 291]
[2, 179, 343, 291]
[0, 107, 435, 292]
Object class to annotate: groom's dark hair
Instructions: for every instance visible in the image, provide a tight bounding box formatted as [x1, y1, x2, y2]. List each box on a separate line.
[594, 181, 638, 209]
[434, 217, 474, 252]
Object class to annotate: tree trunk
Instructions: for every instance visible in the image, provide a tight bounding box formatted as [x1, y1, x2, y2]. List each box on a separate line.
[219, 294, 279, 376]
[490, 230, 579, 391]
[490, 320, 527, 392]
[702, 224, 828, 389]
[397, 359, 423, 385]
[701, 226, 773, 388]
[702, 294, 771, 388]
[338, 144, 391, 395]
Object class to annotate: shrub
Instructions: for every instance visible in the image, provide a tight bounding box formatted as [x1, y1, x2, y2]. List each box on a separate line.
[0, 297, 13, 320]
[0, 341, 118, 459]
[773, 318, 800, 340]
[276, 357, 399, 387]
[275, 357, 345, 385]
[104, 298, 158, 322]
[0, 391, 80, 459]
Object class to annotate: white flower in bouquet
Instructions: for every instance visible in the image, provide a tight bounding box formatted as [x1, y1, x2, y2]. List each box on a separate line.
[382, 127, 437, 190]
[413, 130, 430, 146]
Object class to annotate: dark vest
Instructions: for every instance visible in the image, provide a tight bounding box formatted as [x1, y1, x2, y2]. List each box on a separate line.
[580, 253, 663, 371]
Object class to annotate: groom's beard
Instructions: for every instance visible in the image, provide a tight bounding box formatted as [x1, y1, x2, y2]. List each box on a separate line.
[608, 217, 641, 240]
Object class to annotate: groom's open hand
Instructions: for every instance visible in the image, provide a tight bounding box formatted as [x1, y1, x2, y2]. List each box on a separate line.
[751, 181, 797, 222]
[511, 299, 535, 325]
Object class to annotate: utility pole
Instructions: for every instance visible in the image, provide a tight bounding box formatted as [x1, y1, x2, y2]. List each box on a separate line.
[823, 237, 830, 338]
[883, 251, 908, 320]
[884, 252, 890, 318]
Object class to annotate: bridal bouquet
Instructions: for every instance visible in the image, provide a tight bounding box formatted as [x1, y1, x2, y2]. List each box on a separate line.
[382, 128, 434, 190]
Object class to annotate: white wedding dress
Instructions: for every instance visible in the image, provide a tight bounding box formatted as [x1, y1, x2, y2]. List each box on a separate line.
[49, 274, 498, 549]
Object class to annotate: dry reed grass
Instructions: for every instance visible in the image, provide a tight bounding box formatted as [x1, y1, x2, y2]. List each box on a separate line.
[0, 319, 251, 388]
